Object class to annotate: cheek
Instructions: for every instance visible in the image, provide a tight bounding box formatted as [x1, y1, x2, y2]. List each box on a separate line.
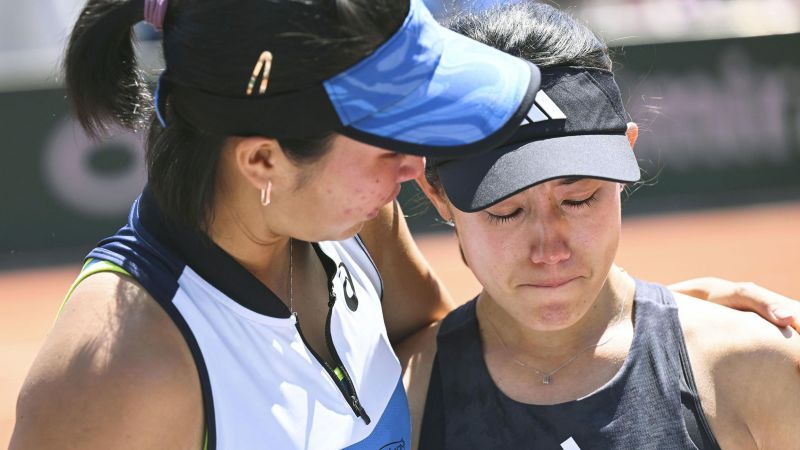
[342, 159, 395, 195]
[317, 170, 384, 217]
[572, 199, 621, 263]
[457, 221, 517, 286]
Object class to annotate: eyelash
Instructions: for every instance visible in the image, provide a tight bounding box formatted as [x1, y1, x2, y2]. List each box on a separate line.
[562, 193, 598, 209]
[486, 209, 522, 224]
[485, 193, 599, 223]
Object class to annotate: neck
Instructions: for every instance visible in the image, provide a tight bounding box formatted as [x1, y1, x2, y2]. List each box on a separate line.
[207, 194, 292, 292]
[477, 266, 634, 364]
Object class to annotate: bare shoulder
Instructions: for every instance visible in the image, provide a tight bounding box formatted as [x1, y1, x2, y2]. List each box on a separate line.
[395, 320, 440, 450]
[11, 272, 204, 450]
[675, 292, 800, 449]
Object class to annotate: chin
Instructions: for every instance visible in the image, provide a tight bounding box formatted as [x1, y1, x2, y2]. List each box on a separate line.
[326, 221, 366, 242]
[529, 303, 581, 330]
[512, 289, 586, 331]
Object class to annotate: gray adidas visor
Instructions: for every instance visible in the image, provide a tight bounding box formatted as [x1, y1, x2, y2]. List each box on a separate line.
[431, 67, 641, 212]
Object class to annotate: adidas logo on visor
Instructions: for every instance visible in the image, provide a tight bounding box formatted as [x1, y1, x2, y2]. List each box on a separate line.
[521, 91, 566, 125]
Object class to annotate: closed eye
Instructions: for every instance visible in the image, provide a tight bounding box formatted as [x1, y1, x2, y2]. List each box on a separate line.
[486, 208, 522, 223]
[562, 193, 598, 209]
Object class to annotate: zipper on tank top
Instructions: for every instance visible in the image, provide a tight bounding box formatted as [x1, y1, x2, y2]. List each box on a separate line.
[293, 302, 372, 425]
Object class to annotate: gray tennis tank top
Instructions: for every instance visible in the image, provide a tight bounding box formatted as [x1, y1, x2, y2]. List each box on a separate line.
[420, 279, 721, 449]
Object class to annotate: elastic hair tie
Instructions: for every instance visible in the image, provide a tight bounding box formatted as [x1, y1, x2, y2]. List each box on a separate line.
[144, 0, 168, 31]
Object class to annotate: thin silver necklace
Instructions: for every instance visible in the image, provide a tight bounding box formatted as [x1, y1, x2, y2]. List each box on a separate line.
[483, 284, 629, 385]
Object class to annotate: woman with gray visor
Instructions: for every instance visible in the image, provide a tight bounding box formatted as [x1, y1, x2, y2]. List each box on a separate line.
[11, 0, 797, 449]
[404, 3, 800, 449]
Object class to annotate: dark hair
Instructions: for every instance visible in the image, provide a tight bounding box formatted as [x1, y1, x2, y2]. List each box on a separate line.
[425, 1, 612, 189]
[64, 0, 407, 235]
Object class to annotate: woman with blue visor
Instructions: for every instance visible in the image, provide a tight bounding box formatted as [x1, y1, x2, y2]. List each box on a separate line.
[11, 0, 797, 449]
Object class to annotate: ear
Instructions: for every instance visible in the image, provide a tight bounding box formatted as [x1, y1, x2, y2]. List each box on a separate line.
[626, 122, 639, 149]
[415, 169, 454, 222]
[230, 136, 291, 190]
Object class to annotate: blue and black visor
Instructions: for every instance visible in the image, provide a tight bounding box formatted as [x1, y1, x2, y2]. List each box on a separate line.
[157, 0, 541, 158]
[432, 68, 642, 212]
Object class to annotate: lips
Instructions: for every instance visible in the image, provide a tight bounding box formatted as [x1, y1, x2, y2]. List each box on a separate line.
[524, 276, 579, 288]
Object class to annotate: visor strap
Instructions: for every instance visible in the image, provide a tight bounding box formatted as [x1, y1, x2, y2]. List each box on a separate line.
[154, 74, 169, 128]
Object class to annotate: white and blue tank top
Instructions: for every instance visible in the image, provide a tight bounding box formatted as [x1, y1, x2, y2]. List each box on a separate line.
[78, 188, 410, 450]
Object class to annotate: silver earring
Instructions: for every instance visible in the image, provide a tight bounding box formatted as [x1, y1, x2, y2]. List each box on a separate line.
[443, 218, 455, 228]
[260, 180, 272, 206]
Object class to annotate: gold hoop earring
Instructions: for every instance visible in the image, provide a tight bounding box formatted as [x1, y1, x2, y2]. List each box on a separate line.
[260, 180, 272, 206]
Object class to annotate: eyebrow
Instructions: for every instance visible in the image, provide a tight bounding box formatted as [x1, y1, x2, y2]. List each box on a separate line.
[558, 176, 586, 185]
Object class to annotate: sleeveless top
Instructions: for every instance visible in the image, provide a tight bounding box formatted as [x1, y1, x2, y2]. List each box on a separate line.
[72, 188, 410, 450]
[420, 279, 722, 450]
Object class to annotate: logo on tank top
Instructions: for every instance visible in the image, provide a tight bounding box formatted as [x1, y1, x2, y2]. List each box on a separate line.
[337, 262, 359, 311]
[561, 437, 582, 450]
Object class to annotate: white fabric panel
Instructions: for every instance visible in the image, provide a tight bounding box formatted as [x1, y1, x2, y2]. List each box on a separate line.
[171, 237, 398, 450]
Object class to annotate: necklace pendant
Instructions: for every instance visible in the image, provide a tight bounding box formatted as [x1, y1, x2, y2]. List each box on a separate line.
[542, 375, 551, 385]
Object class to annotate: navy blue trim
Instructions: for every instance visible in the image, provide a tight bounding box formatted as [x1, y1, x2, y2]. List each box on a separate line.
[85, 190, 218, 449]
[312, 242, 340, 287]
[137, 187, 290, 318]
[156, 291, 218, 450]
[354, 234, 384, 302]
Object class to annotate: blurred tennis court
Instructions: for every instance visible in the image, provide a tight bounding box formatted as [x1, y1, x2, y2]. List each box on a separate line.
[2, 201, 799, 446]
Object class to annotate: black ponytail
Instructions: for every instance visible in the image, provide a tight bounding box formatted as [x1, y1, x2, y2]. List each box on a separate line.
[64, 0, 150, 137]
[63, 0, 406, 236]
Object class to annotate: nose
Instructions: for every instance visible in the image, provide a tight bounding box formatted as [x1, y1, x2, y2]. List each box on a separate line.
[397, 154, 424, 183]
[529, 215, 571, 266]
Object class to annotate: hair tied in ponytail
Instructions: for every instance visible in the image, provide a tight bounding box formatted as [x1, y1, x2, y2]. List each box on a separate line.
[144, 0, 168, 31]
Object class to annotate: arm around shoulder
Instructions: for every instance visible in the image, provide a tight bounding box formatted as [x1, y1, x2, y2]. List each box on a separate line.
[10, 273, 204, 450]
[359, 200, 454, 342]
[677, 293, 800, 450]
[730, 317, 800, 449]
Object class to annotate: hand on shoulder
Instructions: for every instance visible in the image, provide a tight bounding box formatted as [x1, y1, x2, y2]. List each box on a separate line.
[676, 293, 800, 449]
[11, 272, 204, 450]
